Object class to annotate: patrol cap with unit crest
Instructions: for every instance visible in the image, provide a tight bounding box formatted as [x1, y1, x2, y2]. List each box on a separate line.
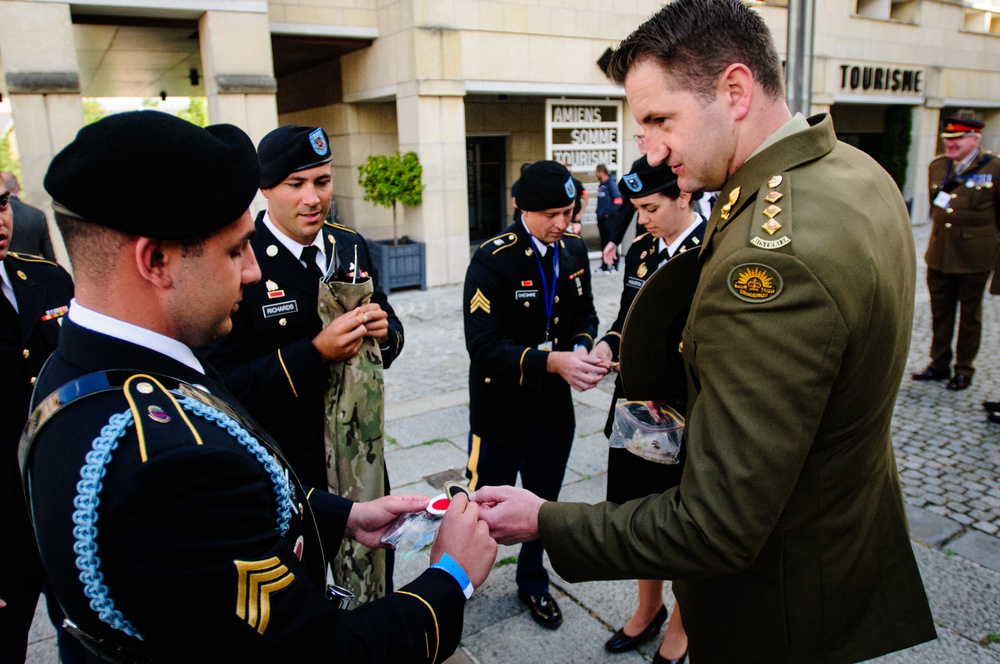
[618, 156, 680, 200]
[940, 117, 985, 139]
[258, 125, 332, 189]
[44, 110, 260, 240]
[515, 160, 577, 211]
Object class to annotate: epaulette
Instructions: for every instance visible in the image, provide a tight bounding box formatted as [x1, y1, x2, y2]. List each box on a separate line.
[9, 252, 59, 266]
[325, 221, 357, 235]
[563, 231, 581, 239]
[479, 230, 518, 255]
[747, 172, 792, 252]
[633, 232, 650, 243]
[930, 153, 949, 164]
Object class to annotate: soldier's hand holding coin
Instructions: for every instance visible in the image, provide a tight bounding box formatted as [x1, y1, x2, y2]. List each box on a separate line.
[312, 307, 367, 361]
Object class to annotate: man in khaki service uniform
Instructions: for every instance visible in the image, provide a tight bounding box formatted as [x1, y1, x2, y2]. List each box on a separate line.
[473, 1, 936, 662]
[913, 116, 1000, 390]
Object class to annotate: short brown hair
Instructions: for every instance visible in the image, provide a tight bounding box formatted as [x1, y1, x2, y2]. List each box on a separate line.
[609, 0, 785, 103]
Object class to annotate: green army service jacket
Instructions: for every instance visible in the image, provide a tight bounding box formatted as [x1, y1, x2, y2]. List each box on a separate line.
[538, 115, 936, 663]
[926, 150, 1000, 274]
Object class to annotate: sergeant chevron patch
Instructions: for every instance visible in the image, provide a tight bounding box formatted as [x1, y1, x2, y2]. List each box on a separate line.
[234, 557, 295, 634]
[470, 289, 491, 314]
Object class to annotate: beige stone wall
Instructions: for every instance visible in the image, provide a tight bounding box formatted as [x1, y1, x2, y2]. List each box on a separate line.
[280, 101, 399, 237]
[267, 0, 378, 28]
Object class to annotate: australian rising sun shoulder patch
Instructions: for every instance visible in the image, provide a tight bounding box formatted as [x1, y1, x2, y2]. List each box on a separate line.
[728, 263, 783, 303]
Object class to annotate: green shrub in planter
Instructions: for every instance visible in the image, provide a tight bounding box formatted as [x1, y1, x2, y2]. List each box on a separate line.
[357, 152, 425, 245]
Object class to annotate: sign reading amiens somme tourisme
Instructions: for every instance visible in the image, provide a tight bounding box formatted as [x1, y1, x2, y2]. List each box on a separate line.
[546, 99, 623, 176]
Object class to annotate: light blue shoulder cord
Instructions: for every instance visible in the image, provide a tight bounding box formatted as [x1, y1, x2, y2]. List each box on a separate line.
[72, 399, 295, 638]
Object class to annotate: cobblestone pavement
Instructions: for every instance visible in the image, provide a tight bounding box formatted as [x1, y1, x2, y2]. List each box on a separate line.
[897, 223, 1000, 539]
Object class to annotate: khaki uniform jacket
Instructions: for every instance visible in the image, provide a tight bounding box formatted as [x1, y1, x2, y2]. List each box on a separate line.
[538, 115, 935, 663]
[926, 150, 1000, 274]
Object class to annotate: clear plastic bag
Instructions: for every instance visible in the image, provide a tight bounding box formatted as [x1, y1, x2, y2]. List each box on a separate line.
[379, 494, 451, 560]
[609, 400, 684, 465]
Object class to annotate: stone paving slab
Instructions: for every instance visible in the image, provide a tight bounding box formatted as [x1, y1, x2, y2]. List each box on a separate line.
[950, 530, 1000, 574]
[385, 404, 471, 448]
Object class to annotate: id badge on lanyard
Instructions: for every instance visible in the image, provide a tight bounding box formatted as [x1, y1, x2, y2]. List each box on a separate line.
[532, 239, 558, 351]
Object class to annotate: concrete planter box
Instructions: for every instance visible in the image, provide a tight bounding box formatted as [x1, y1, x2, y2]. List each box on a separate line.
[367, 238, 426, 294]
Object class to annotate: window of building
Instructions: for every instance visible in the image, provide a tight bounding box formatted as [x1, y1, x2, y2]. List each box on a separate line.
[855, 0, 919, 22]
[963, 0, 1000, 34]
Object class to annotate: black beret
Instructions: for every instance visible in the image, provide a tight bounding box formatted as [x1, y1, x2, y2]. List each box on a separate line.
[940, 117, 984, 139]
[45, 111, 259, 240]
[514, 160, 577, 211]
[618, 156, 679, 199]
[258, 125, 332, 189]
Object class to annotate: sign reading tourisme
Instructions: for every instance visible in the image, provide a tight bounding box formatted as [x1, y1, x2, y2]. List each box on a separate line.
[835, 61, 926, 96]
[546, 99, 624, 176]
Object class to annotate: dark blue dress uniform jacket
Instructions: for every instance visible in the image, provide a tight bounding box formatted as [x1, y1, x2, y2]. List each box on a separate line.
[464, 222, 598, 445]
[0, 253, 72, 659]
[599, 224, 705, 436]
[198, 212, 404, 489]
[24, 319, 463, 663]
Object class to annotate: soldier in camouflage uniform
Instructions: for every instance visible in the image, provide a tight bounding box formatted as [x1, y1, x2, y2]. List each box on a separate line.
[199, 126, 404, 603]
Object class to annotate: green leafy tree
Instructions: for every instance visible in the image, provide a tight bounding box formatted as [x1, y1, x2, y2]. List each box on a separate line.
[0, 133, 22, 184]
[178, 97, 208, 127]
[141, 98, 161, 108]
[83, 99, 106, 125]
[879, 105, 912, 192]
[357, 151, 425, 244]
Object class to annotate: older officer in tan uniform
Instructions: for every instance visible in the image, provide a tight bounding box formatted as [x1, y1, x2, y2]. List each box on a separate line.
[912, 117, 1000, 390]
[472, 1, 936, 662]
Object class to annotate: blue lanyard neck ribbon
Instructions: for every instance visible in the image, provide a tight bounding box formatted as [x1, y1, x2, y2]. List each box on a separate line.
[531, 237, 559, 342]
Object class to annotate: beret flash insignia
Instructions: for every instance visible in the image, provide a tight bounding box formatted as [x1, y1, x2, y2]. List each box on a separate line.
[308, 128, 328, 156]
[623, 173, 643, 193]
[564, 176, 576, 198]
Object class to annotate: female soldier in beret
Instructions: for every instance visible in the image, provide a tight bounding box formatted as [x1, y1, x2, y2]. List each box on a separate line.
[590, 157, 705, 664]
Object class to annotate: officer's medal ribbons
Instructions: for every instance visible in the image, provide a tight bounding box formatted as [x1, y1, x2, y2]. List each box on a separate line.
[266, 280, 286, 299]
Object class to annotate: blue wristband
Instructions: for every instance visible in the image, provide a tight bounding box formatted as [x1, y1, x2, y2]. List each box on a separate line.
[430, 552, 474, 599]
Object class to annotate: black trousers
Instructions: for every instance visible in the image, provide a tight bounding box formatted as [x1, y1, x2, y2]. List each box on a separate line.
[598, 215, 619, 269]
[466, 418, 574, 596]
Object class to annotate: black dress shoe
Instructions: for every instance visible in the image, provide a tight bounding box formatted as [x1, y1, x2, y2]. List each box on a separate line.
[912, 367, 950, 381]
[988, 411, 1000, 424]
[652, 649, 687, 664]
[946, 374, 972, 390]
[605, 605, 668, 652]
[518, 591, 562, 629]
[982, 400, 1000, 412]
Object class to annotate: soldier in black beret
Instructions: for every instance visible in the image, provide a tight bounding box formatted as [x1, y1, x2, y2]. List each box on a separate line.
[463, 159, 605, 630]
[23, 111, 496, 662]
[0, 177, 74, 663]
[198, 124, 403, 503]
[590, 157, 705, 662]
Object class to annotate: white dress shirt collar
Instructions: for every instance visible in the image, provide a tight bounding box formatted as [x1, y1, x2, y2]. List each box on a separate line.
[67, 299, 205, 374]
[262, 211, 327, 270]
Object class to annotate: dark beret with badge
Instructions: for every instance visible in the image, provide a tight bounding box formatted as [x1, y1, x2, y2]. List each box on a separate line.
[258, 125, 332, 189]
[618, 156, 681, 200]
[940, 117, 985, 139]
[44, 110, 259, 239]
[515, 160, 577, 211]
[620, 248, 701, 402]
